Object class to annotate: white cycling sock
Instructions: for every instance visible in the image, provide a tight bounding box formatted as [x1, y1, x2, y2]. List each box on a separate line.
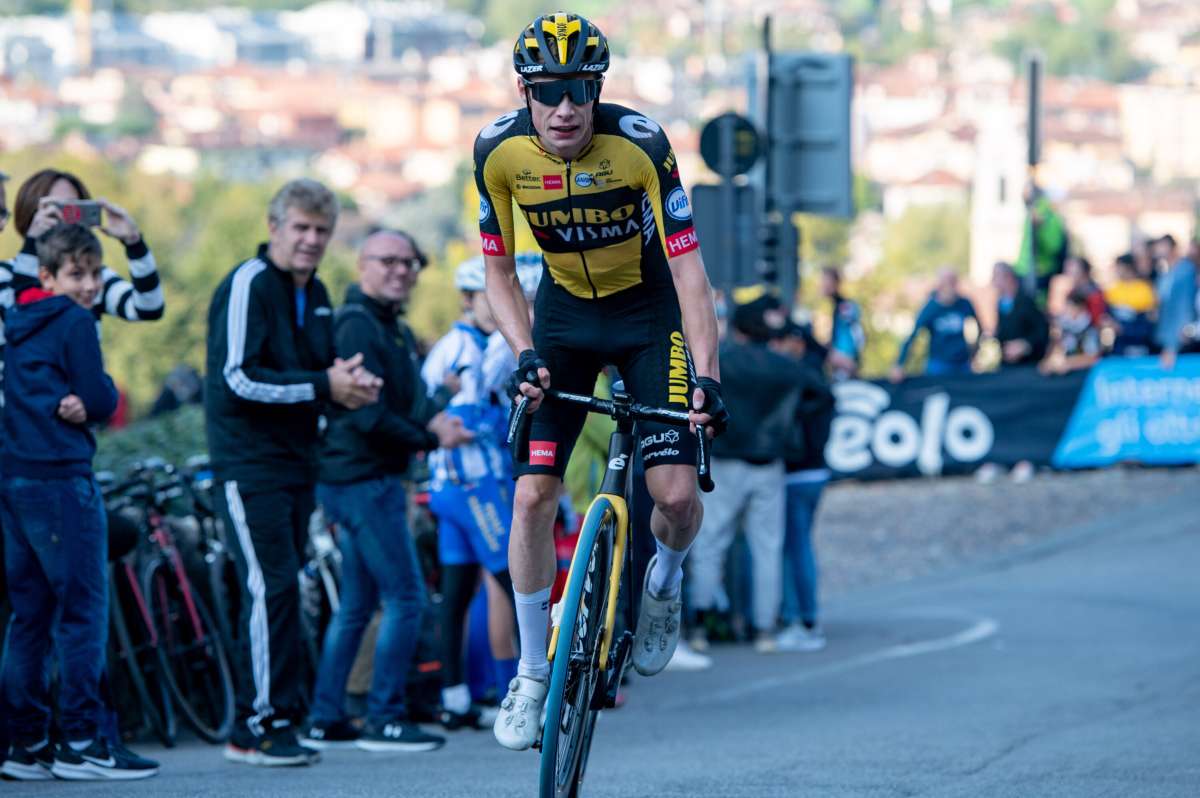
[442, 683, 471, 714]
[648, 538, 690, 597]
[514, 586, 552, 681]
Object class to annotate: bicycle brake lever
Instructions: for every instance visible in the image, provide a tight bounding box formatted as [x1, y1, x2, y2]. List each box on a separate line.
[507, 395, 532, 462]
[695, 425, 715, 493]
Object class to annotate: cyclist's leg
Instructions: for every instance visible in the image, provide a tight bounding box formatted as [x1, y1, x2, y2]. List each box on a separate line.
[618, 296, 702, 596]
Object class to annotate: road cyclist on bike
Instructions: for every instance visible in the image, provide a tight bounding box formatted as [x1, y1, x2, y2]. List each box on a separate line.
[473, 11, 729, 751]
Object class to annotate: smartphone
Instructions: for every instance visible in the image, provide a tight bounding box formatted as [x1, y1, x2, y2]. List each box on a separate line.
[56, 200, 102, 227]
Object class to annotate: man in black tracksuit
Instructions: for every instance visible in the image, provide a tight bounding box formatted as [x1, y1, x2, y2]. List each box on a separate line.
[205, 179, 379, 767]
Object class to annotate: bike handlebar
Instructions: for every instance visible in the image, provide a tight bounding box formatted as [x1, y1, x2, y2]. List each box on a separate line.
[506, 388, 715, 493]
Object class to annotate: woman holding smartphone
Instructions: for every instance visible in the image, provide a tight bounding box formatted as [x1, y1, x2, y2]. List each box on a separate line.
[7, 168, 164, 324]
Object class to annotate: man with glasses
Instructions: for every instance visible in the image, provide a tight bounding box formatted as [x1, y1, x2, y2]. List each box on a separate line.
[474, 12, 728, 751]
[206, 179, 382, 766]
[303, 229, 471, 753]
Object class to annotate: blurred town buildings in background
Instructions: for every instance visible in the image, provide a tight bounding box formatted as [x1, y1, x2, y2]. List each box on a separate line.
[4, 0, 1200, 301]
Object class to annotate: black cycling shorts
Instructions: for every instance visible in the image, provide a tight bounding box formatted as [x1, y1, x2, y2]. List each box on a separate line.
[515, 279, 697, 479]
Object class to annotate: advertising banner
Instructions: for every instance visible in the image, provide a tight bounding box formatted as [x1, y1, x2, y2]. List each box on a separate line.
[826, 355, 1200, 480]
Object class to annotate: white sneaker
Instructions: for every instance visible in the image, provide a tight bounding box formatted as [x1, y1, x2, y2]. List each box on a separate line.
[775, 623, 826, 652]
[664, 639, 713, 672]
[633, 555, 683, 676]
[493, 675, 548, 751]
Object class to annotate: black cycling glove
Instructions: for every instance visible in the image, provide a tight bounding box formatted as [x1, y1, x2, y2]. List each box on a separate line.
[506, 349, 549, 401]
[693, 376, 731, 437]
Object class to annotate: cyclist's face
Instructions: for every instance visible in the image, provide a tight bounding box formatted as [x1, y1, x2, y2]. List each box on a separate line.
[521, 76, 597, 159]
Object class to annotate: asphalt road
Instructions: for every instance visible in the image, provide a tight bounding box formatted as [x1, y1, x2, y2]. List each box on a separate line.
[10, 490, 1197, 797]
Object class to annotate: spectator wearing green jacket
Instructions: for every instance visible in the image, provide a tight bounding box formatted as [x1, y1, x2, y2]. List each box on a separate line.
[1015, 186, 1068, 305]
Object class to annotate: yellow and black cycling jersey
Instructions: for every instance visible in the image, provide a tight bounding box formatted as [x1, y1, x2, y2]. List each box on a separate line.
[473, 103, 699, 300]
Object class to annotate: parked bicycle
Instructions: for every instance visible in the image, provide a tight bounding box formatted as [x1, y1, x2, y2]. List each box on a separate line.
[103, 459, 236, 744]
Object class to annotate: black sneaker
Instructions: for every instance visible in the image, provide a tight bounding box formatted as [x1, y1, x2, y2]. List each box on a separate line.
[223, 720, 320, 767]
[438, 705, 484, 731]
[302, 719, 361, 750]
[354, 720, 445, 753]
[51, 739, 157, 780]
[1, 741, 54, 781]
[109, 740, 160, 776]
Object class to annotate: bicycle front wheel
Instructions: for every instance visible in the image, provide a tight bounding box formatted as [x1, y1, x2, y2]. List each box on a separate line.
[539, 499, 615, 798]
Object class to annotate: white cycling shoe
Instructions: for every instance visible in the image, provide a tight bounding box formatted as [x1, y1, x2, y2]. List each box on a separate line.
[493, 675, 549, 751]
[632, 555, 683, 676]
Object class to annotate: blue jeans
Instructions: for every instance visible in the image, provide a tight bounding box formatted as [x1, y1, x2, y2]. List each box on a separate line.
[312, 476, 426, 724]
[0, 475, 107, 745]
[780, 478, 825, 627]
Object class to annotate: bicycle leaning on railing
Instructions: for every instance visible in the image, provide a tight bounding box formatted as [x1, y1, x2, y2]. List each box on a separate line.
[507, 385, 714, 798]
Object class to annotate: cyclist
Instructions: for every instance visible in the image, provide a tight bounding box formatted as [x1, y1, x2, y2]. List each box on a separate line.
[473, 12, 728, 751]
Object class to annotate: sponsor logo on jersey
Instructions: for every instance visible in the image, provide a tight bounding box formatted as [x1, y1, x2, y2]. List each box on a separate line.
[480, 111, 519, 139]
[479, 197, 492, 222]
[608, 453, 628, 470]
[543, 174, 564, 190]
[529, 440, 557, 466]
[619, 114, 661, 139]
[666, 187, 691, 221]
[667, 330, 689, 406]
[525, 204, 640, 244]
[643, 447, 680, 460]
[640, 429, 681, 450]
[480, 233, 506, 256]
[526, 205, 636, 227]
[515, 168, 541, 186]
[662, 150, 676, 174]
[599, 159, 611, 171]
[665, 228, 699, 257]
[575, 172, 594, 188]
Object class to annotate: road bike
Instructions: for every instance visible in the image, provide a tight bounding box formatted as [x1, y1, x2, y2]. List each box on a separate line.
[105, 459, 236, 743]
[508, 386, 713, 798]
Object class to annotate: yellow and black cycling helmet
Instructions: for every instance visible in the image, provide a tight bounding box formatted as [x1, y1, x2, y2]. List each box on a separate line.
[513, 12, 609, 77]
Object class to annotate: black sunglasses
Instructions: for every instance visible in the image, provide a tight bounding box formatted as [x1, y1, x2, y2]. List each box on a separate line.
[522, 77, 602, 107]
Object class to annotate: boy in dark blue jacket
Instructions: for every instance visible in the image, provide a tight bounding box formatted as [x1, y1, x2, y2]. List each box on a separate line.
[892, 268, 978, 381]
[0, 224, 152, 781]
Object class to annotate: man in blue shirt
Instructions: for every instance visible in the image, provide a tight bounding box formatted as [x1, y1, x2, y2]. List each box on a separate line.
[891, 268, 978, 381]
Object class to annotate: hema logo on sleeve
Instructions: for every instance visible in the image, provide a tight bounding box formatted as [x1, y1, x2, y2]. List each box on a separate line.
[826, 381, 994, 475]
[666, 188, 691, 221]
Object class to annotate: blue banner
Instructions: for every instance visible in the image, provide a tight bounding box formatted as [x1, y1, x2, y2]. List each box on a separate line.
[1052, 355, 1200, 468]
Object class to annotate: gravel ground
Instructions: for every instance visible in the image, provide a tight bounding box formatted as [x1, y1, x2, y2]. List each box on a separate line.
[814, 465, 1198, 597]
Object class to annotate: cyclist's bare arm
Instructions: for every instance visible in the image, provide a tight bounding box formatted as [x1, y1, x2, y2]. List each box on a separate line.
[484, 253, 531, 353]
[668, 248, 721, 425]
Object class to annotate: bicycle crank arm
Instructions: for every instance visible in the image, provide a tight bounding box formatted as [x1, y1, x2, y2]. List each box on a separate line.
[602, 632, 633, 709]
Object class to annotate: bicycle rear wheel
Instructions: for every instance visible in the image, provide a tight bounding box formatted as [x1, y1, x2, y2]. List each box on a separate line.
[109, 562, 177, 747]
[539, 500, 615, 798]
[144, 557, 236, 743]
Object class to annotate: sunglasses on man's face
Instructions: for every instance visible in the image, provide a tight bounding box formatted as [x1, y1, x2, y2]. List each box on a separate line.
[522, 77, 602, 107]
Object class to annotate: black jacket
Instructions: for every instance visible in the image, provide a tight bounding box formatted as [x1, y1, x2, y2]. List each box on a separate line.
[712, 337, 808, 464]
[783, 362, 835, 473]
[995, 291, 1049, 365]
[204, 244, 334, 491]
[318, 284, 438, 484]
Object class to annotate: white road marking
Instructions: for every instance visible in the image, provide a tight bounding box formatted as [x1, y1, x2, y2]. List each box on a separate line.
[664, 613, 999, 709]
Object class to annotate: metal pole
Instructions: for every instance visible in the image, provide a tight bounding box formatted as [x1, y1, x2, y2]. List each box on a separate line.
[719, 114, 737, 289]
[1024, 52, 1043, 300]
